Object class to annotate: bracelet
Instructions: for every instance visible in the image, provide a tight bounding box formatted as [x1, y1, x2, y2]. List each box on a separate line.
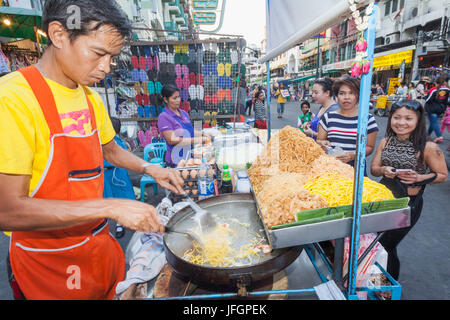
[142, 163, 153, 174]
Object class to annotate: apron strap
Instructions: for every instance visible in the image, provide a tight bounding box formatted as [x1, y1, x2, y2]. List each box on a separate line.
[19, 65, 99, 134]
[18, 66, 64, 135]
[81, 86, 98, 131]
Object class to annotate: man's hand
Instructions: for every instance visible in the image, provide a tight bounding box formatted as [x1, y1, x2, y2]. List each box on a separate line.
[145, 165, 184, 195]
[109, 199, 164, 233]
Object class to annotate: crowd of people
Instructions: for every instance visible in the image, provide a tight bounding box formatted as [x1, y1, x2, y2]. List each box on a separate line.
[247, 75, 448, 281]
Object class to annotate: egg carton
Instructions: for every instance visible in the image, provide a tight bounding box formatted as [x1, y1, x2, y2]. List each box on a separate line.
[170, 164, 222, 204]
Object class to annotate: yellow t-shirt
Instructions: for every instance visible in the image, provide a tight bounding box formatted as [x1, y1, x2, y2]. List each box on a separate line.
[0, 71, 115, 196]
[276, 90, 286, 104]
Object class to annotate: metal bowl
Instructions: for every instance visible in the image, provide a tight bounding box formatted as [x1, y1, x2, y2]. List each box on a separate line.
[163, 193, 302, 290]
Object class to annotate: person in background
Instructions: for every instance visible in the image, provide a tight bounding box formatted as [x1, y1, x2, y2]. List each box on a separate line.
[275, 83, 287, 118]
[253, 90, 267, 129]
[245, 87, 253, 116]
[158, 84, 208, 167]
[371, 84, 377, 95]
[304, 77, 340, 140]
[408, 82, 417, 100]
[370, 99, 447, 281]
[250, 84, 259, 116]
[317, 76, 378, 175]
[424, 76, 449, 144]
[298, 100, 313, 134]
[441, 105, 450, 152]
[103, 118, 135, 239]
[297, 89, 303, 101]
[416, 80, 426, 99]
[399, 82, 408, 96]
[376, 83, 385, 95]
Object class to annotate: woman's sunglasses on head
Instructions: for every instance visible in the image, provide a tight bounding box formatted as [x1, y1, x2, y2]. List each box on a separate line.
[391, 99, 422, 112]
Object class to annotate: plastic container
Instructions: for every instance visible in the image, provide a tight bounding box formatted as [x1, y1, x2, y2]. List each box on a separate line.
[236, 170, 251, 193]
[198, 158, 214, 200]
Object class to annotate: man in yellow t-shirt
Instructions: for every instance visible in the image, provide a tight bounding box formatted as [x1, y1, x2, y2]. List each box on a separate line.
[0, 0, 184, 300]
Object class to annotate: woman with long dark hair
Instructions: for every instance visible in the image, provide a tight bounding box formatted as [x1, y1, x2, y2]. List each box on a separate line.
[305, 77, 340, 139]
[157, 84, 208, 166]
[253, 90, 267, 129]
[371, 99, 447, 281]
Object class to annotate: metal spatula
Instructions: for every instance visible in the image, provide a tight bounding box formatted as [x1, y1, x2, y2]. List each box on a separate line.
[164, 226, 202, 244]
[182, 194, 217, 231]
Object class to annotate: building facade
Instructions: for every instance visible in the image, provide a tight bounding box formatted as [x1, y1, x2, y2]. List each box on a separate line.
[255, 0, 450, 92]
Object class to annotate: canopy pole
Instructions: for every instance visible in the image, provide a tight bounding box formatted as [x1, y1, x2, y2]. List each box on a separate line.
[266, 61, 271, 142]
[347, 2, 378, 299]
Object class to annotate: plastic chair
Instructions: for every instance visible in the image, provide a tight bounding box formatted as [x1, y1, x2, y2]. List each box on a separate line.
[140, 142, 167, 201]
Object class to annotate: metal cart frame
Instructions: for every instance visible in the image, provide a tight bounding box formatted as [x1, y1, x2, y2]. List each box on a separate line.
[146, 3, 405, 301]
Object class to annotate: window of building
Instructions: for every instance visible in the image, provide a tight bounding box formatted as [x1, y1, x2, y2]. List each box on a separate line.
[385, 0, 404, 16]
[385, 1, 391, 16]
[339, 46, 346, 62]
[346, 41, 356, 60]
[392, 0, 398, 12]
[339, 21, 348, 38]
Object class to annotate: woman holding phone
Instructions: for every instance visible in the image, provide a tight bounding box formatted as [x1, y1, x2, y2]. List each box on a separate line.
[371, 99, 447, 281]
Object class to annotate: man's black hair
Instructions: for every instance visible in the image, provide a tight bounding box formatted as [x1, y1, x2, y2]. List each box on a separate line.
[42, 0, 132, 46]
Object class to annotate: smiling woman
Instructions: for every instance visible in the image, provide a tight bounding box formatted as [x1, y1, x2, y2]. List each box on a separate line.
[370, 99, 448, 281]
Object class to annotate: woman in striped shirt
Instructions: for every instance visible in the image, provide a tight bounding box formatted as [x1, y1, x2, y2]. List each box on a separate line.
[317, 76, 379, 168]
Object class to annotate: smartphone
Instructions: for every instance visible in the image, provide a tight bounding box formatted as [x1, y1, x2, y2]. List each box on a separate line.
[394, 169, 413, 173]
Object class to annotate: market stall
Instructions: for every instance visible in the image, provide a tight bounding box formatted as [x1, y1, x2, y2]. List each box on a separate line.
[109, 29, 248, 151]
[117, 1, 415, 301]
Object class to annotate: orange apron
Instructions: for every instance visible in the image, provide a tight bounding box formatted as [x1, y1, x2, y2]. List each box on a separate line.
[9, 66, 125, 300]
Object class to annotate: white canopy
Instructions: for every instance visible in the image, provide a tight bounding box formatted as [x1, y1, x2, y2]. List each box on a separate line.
[260, 0, 370, 63]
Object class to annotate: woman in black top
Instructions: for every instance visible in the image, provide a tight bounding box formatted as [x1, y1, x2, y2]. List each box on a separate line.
[371, 99, 447, 280]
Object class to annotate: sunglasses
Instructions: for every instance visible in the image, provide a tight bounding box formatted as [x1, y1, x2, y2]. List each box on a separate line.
[391, 99, 422, 112]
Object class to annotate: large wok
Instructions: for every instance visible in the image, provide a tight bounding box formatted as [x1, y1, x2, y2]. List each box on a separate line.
[163, 193, 302, 291]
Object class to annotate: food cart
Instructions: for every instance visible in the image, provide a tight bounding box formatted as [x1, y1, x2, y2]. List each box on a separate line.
[119, 1, 412, 301]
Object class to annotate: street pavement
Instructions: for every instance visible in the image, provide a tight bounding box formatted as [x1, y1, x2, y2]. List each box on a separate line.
[0, 100, 448, 300]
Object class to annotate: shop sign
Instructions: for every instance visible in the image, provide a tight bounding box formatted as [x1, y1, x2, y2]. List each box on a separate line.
[376, 96, 387, 109]
[322, 59, 354, 72]
[387, 78, 402, 95]
[193, 12, 216, 25]
[373, 50, 413, 68]
[193, 0, 218, 10]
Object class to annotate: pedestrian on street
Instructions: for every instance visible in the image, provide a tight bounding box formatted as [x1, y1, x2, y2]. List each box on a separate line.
[245, 87, 253, 116]
[376, 83, 384, 95]
[424, 76, 449, 144]
[275, 83, 287, 118]
[304, 77, 339, 140]
[253, 90, 267, 129]
[0, 0, 184, 300]
[370, 99, 448, 281]
[408, 82, 417, 100]
[250, 84, 259, 116]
